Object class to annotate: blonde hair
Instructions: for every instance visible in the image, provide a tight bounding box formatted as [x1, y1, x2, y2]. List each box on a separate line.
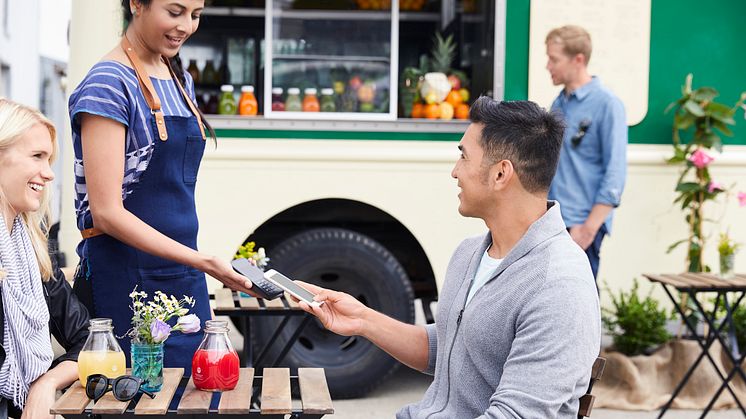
[0, 98, 58, 281]
[545, 25, 592, 65]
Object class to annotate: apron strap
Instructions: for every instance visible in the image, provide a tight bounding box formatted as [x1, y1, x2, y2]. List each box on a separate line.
[80, 227, 103, 239]
[164, 58, 207, 141]
[81, 39, 206, 240]
[120, 36, 169, 142]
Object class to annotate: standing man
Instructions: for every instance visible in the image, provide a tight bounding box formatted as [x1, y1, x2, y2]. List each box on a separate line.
[297, 97, 601, 418]
[545, 25, 627, 280]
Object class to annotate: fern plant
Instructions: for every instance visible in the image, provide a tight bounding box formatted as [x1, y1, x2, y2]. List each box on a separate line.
[602, 279, 672, 356]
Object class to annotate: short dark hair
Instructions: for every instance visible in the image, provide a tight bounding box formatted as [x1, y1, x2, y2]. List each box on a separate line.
[469, 97, 565, 193]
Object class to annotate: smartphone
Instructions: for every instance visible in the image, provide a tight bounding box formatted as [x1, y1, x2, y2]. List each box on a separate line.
[263, 269, 323, 307]
[230, 258, 283, 300]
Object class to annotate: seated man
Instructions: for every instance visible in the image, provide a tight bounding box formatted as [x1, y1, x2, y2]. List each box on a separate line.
[298, 97, 601, 418]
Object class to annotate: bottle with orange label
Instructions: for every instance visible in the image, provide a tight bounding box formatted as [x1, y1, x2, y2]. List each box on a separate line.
[238, 85, 258, 116]
[302, 88, 320, 112]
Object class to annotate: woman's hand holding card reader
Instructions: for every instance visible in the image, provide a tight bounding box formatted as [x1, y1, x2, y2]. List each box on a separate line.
[230, 258, 284, 300]
[264, 269, 323, 307]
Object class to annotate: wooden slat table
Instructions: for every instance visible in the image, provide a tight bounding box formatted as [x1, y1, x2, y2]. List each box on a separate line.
[51, 367, 333, 418]
[211, 289, 313, 368]
[644, 272, 746, 418]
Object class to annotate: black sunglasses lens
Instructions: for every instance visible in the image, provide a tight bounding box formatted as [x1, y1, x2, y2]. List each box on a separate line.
[85, 375, 109, 401]
[113, 377, 141, 401]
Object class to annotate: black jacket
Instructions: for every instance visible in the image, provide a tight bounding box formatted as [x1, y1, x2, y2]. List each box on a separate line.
[0, 264, 90, 373]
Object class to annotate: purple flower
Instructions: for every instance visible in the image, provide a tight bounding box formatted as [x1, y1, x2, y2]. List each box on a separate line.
[150, 320, 171, 343]
[177, 314, 201, 334]
[688, 149, 714, 169]
[707, 181, 724, 193]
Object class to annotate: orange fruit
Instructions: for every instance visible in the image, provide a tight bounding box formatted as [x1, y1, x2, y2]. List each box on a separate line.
[424, 103, 440, 119]
[455, 103, 470, 120]
[445, 90, 463, 107]
[411, 103, 424, 118]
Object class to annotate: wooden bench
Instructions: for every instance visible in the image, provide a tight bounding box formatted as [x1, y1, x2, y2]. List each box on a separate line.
[51, 367, 333, 418]
[212, 289, 313, 368]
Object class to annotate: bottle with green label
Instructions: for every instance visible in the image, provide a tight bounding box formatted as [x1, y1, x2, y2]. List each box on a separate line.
[285, 87, 302, 112]
[218, 85, 237, 115]
[320, 88, 336, 112]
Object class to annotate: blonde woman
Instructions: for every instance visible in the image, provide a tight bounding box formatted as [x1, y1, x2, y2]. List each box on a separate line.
[0, 98, 90, 419]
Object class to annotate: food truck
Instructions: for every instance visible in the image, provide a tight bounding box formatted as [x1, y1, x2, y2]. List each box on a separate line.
[64, 0, 746, 397]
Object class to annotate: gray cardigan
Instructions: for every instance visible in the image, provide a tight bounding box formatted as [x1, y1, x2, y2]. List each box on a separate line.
[397, 202, 601, 419]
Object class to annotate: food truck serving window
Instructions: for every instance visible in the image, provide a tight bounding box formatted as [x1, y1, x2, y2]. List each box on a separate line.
[180, 0, 499, 122]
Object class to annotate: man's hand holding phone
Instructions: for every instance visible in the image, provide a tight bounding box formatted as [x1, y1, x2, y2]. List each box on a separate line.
[293, 281, 369, 337]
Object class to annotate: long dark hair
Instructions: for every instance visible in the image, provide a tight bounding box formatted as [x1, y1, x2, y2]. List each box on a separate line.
[122, 0, 217, 142]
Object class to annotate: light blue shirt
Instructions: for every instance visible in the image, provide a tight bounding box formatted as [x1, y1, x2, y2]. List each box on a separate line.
[548, 76, 627, 234]
[465, 250, 502, 306]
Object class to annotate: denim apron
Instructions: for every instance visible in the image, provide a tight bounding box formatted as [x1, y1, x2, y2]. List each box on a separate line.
[75, 38, 210, 375]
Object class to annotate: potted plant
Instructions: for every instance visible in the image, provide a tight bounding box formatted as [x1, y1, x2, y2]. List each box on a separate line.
[602, 279, 672, 356]
[718, 232, 740, 279]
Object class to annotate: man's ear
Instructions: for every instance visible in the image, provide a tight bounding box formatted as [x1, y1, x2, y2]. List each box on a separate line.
[574, 53, 587, 66]
[493, 160, 514, 189]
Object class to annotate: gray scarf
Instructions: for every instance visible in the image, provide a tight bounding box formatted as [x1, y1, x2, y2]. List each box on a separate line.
[0, 213, 53, 409]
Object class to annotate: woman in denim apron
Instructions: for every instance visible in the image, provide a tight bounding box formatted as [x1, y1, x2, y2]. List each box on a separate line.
[68, 0, 254, 374]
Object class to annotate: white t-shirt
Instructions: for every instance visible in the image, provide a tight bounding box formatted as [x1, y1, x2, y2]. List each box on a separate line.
[465, 249, 503, 306]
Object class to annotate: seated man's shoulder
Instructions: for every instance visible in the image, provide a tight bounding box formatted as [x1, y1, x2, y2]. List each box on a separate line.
[542, 236, 597, 293]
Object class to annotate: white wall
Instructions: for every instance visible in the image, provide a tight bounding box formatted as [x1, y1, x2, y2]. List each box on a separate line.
[59, 0, 122, 258]
[0, 0, 40, 105]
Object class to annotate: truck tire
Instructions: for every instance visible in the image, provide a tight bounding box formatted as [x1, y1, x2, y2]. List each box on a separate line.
[254, 227, 415, 398]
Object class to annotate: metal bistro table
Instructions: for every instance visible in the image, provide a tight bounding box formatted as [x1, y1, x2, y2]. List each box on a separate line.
[212, 289, 313, 368]
[644, 272, 746, 418]
[51, 367, 333, 418]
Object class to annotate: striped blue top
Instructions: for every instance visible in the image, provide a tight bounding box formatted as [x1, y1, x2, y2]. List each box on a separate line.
[68, 60, 198, 230]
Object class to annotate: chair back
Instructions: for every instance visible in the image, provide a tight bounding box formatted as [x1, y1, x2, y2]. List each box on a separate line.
[577, 356, 606, 418]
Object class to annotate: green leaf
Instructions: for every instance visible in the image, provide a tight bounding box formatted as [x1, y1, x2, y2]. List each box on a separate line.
[706, 101, 735, 116]
[692, 87, 718, 102]
[680, 194, 694, 210]
[710, 114, 736, 126]
[674, 112, 695, 130]
[684, 100, 705, 117]
[667, 239, 688, 254]
[713, 120, 734, 136]
[676, 182, 702, 193]
[664, 101, 679, 114]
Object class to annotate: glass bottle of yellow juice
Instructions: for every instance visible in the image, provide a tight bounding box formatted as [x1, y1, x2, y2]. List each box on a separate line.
[78, 318, 126, 385]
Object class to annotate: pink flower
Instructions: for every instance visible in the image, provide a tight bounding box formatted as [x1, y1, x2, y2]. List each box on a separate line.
[688, 149, 715, 169]
[738, 191, 746, 207]
[708, 181, 724, 193]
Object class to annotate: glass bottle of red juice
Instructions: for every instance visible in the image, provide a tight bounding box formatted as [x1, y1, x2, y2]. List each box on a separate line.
[192, 320, 240, 391]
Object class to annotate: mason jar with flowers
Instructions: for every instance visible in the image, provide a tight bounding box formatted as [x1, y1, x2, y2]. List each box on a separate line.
[126, 288, 201, 392]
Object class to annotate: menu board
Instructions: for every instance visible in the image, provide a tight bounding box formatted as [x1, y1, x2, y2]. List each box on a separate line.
[527, 0, 651, 125]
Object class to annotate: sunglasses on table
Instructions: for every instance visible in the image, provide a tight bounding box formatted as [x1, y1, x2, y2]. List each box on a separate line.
[85, 374, 157, 402]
